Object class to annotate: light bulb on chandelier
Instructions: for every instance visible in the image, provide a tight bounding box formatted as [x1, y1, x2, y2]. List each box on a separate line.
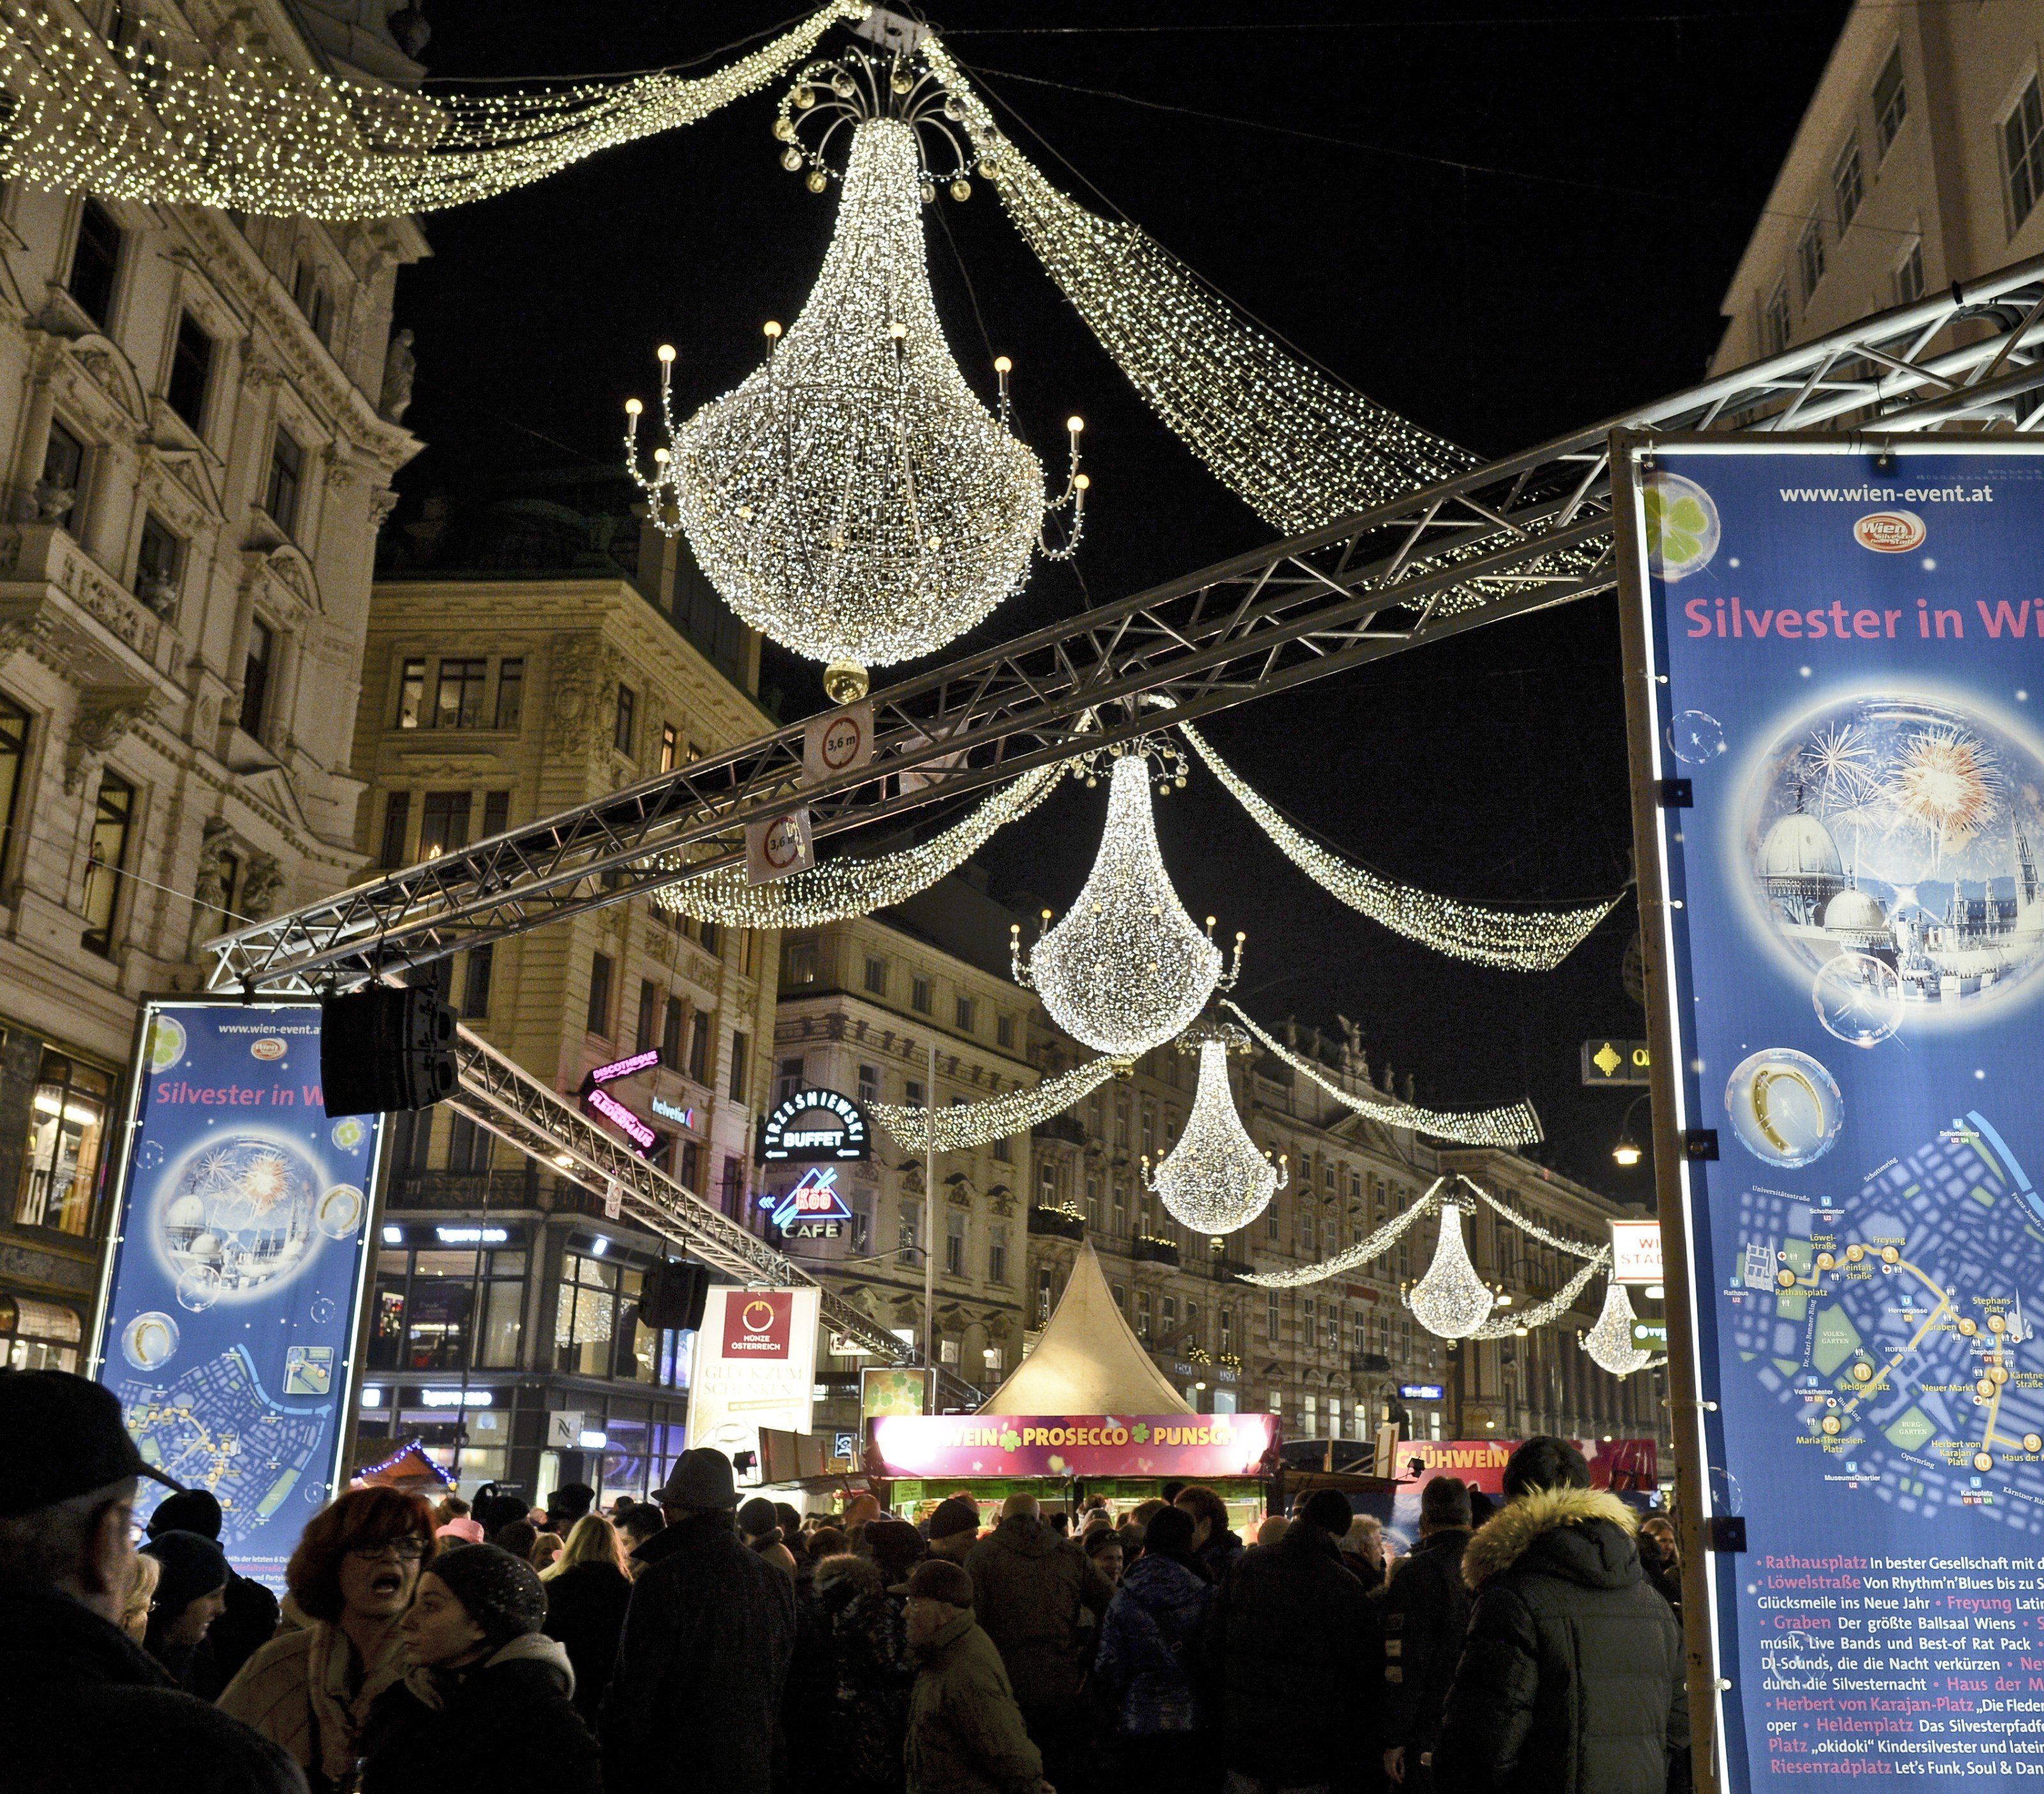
[623, 49, 1088, 704]
[1012, 744, 1239, 1058]
[1141, 1024, 1285, 1235]
[1582, 1281, 1654, 1377]
[1406, 1198, 1495, 1340]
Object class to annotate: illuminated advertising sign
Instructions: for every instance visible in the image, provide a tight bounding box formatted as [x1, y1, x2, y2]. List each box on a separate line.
[90, 1000, 385, 1590]
[1398, 1383, 1446, 1402]
[588, 1049, 660, 1085]
[766, 1166, 854, 1238]
[685, 1285, 821, 1478]
[1621, 438, 2044, 1790]
[758, 1087, 869, 1163]
[584, 1085, 655, 1153]
[650, 1095, 694, 1126]
[871, 1413, 1281, 1480]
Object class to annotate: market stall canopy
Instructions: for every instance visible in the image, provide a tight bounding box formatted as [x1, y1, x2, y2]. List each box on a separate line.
[984, 1241, 1193, 1415]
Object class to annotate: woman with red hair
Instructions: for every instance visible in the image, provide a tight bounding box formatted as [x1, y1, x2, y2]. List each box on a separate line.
[219, 1486, 437, 1792]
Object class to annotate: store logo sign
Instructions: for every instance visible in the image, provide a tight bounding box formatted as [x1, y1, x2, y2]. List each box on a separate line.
[1854, 509, 1925, 553]
[759, 1087, 870, 1163]
[724, 1292, 794, 1358]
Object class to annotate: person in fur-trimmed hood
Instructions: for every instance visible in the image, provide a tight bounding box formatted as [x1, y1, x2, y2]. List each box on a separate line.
[1431, 1438, 1687, 1794]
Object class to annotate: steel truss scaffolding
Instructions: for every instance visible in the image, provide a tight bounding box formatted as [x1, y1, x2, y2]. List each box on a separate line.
[202, 255, 2044, 1328]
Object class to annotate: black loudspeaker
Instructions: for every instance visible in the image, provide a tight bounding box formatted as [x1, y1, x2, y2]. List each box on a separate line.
[319, 985, 458, 1116]
[638, 1260, 710, 1332]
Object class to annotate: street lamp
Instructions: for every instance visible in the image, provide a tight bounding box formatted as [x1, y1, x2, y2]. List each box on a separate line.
[1612, 1092, 1651, 1168]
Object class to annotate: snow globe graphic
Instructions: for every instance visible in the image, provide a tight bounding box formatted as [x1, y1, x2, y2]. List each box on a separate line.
[1725, 1048, 1843, 1169]
[1643, 472, 1721, 583]
[156, 1135, 325, 1300]
[1741, 693, 2044, 1024]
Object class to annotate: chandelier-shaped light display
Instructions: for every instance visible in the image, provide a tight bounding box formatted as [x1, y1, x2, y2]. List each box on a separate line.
[629, 80, 1084, 700]
[1583, 1282, 1654, 1377]
[1142, 1029, 1285, 1235]
[1014, 751, 1239, 1057]
[1407, 1200, 1495, 1340]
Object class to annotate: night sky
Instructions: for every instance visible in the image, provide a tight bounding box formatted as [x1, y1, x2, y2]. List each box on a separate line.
[391, 1, 1852, 1192]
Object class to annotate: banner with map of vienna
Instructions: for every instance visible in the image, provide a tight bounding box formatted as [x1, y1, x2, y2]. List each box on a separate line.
[1625, 440, 2044, 1790]
[91, 1000, 384, 1589]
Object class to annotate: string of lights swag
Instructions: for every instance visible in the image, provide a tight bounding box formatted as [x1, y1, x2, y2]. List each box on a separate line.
[0, 3, 860, 217]
[869, 1054, 1125, 1154]
[1178, 723, 1621, 972]
[1222, 1002, 1541, 1148]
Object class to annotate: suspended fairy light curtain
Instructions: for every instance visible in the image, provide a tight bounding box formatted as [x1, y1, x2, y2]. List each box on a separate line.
[1142, 1027, 1285, 1235]
[871, 1055, 1123, 1154]
[1583, 1281, 1654, 1377]
[1014, 748, 1240, 1058]
[1407, 1199, 1494, 1340]
[0, 3, 860, 216]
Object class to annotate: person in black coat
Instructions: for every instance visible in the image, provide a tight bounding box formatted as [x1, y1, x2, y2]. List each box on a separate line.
[540, 1513, 634, 1724]
[1433, 1438, 1688, 1794]
[0, 1370, 305, 1794]
[146, 1487, 280, 1696]
[602, 1448, 797, 1794]
[359, 1544, 600, 1794]
[1205, 1488, 1375, 1793]
[1378, 1477, 1474, 1791]
[139, 1527, 231, 1690]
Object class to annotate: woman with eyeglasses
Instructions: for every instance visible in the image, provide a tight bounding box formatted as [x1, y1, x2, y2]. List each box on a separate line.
[219, 1486, 438, 1792]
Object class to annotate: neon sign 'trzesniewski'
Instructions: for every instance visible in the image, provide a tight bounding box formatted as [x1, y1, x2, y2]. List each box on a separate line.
[758, 1087, 869, 1163]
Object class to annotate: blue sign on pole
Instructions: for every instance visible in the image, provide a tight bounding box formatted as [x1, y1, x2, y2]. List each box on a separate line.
[1627, 440, 2044, 1789]
[90, 1000, 385, 1588]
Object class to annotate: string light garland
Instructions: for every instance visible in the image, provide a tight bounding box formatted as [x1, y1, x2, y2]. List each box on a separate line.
[1180, 723, 1619, 972]
[629, 105, 1085, 700]
[656, 762, 1060, 928]
[0, 3, 859, 218]
[1407, 1197, 1495, 1340]
[1580, 1279, 1654, 1376]
[1467, 1250, 1608, 1341]
[1239, 1190, 1435, 1289]
[1141, 1025, 1286, 1235]
[1014, 747, 1240, 1057]
[1462, 1179, 1605, 1261]
[1223, 1002, 1543, 1147]
[871, 1054, 1125, 1153]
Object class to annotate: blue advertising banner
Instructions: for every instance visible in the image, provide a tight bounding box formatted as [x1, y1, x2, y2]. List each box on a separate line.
[90, 1001, 383, 1588]
[1628, 441, 2044, 1788]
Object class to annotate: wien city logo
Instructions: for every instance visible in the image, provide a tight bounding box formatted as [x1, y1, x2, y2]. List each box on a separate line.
[1854, 509, 1926, 553]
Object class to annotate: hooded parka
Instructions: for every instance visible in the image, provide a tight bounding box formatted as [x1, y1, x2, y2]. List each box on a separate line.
[963, 1513, 1113, 1708]
[1432, 1487, 1688, 1794]
[906, 1606, 1044, 1794]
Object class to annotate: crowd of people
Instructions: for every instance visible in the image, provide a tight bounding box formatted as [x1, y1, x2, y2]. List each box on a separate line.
[0, 1368, 1688, 1794]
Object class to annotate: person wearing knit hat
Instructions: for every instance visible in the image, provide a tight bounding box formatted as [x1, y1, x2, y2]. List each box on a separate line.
[356, 1542, 599, 1794]
[863, 1514, 927, 1591]
[904, 1553, 1041, 1794]
[143, 1486, 280, 1697]
[924, 1494, 982, 1564]
[736, 1496, 797, 1577]
[138, 1529, 229, 1690]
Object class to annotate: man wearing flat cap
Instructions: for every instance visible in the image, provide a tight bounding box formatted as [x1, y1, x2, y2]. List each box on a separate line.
[602, 1446, 797, 1794]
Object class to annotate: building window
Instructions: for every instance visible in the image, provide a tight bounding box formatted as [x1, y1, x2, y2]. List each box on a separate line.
[729, 1031, 749, 1102]
[1833, 139, 1863, 231]
[613, 684, 636, 755]
[0, 695, 27, 872]
[1763, 284, 1792, 355]
[418, 790, 471, 859]
[1265, 1293, 1280, 1340]
[461, 944, 494, 1020]
[898, 1199, 920, 1267]
[945, 1210, 966, 1277]
[688, 1011, 711, 1082]
[265, 425, 305, 538]
[659, 723, 678, 772]
[856, 1062, 878, 1105]
[1111, 1180, 1126, 1236]
[910, 976, 931, 1014]
[954, 995, 975, 1032]
[486, 656, 524, 732]
[1161, 1294, 1177, 1334]
[423, 658, 480, 730]
[396, 657, 426, 729]
[904, 1079, 924, 1108]
[81, 770, 134, 956]
[1085, 1176, 1100, 1227]
[1797, 219, 1826, 302]
[480, 791, 508, 840]
[67, 200, 122, 326]
[135, 513, 182, 610]
[992, 1135, 1012, 1164]
[1112, 1282, 1127, 1315]
[241, 618, 273, 740]
[996, 1012, 1015, 1050]
[166, 312, 213, 430]
[587, 951, 614, 1037]
[678, 1139, 703, 1190]
[1036, 1266, 1053, 1323]
[378, 791, 411, 868]
[1219, 1306, 1233, 1351]
[662, 997, 684, 1068]
[775, 1057, 804, 1105]
[785, 941, 818, 985]
[636, 979, 660, 1056]
[989, 1225, 1009, 1285]
[1895, 239, 1926, 303]
[1874, 44, 1907, 155]
[864, 956, 887, 995]
[14, 1053, 112, 1236]
[1136, 1289, 1152, 1339]
[40, 420, 84, 532]
[0, 1296, 82, 1372]
[2007, 77, 2044, 231]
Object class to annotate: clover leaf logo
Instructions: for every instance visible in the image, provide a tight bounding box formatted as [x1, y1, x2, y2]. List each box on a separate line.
[1642, 474, 1720, 583]
[999, 1428, 1022, 1453]
[1130, 1422, 1149, 1445]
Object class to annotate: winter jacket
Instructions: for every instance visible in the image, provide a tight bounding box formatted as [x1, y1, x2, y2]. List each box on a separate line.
[964, 1513, 1114, 1708]
[359, 1632, 601, 1794]
[1091, 1552, 1214, 1735]
[1377, 1527, 1472, 1766]
[603, 1509, 797, 1794]
[542, 1558, 633, 1723]
[906, 1607, 1044, 1794]
[1194, 1529, 1244, 1590]
[816, 1555, 915, 1793]
[220, 1600, 410, 1792]
[1432, 1487, 1688, 1794]
[0, 1575, 307, 1794]
[1204, 1521, 1375, 1786]
[188, 1570, 284, 1701]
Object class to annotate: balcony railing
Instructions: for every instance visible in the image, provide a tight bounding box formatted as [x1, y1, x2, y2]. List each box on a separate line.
[386, 1169, 540, 1212]
[1132, 1234, 1180, 1266]
[1030, 1114, 1087, 1146]
[1027, 1206, 1085, 1241]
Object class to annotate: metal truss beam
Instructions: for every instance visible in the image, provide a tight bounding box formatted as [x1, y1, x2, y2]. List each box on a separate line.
[208, 251, 2044, 998]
